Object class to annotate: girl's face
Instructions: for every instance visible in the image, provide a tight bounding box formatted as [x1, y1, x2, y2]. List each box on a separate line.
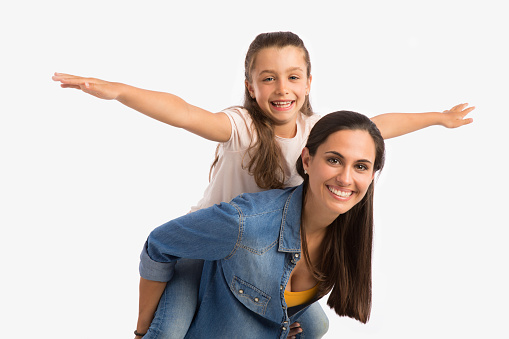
[302, 129, 376, 220]
[246, 46, 311, 137]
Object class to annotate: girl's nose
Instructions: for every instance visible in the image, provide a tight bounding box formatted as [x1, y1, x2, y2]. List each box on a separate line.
[276, 79, 289, 95]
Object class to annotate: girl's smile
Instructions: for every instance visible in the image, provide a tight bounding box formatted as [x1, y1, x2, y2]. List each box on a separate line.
[271, 100, 296, 111]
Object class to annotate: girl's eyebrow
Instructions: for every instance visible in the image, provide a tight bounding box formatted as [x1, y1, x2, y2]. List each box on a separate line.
[258, 67, 305, 76]
[325, 151, 373, 164]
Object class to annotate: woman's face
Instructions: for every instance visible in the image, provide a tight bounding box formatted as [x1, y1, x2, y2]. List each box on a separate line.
[302, 129, 376, 219]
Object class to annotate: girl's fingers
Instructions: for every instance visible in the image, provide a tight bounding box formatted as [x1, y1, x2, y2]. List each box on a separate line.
[52, 73, 89, 84]
[54, 72, 79, 78]
[55, 76, 89, 86]
[448, 103, 466, 113]
[60, 84, 82, 89]
[462, 106, 475, 115]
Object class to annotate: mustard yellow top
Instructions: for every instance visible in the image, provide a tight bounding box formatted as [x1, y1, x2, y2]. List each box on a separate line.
[284, 284, 320, 307]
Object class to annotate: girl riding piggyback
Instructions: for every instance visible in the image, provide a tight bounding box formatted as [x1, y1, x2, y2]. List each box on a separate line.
[53, 31, 474, 339]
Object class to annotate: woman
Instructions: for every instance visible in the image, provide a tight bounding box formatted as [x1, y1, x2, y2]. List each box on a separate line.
[138, 110, 385, 338]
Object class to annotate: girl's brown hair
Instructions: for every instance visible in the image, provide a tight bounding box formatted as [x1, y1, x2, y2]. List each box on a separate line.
[296, 110, 385, 323]
[211, 31, 313, 189]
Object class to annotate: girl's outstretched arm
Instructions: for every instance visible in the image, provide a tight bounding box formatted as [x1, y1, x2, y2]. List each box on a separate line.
[371, 103, 475, 139]
[52, 73, 232, 142]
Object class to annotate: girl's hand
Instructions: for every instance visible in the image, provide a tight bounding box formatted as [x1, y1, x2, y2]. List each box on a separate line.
[52, 72, 121, 100]
[286, 322, 303, 339]
[440, 103, 475, 128]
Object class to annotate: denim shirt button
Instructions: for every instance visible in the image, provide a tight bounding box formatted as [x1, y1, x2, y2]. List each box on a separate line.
[254, 297, 259, 302]
[239, 289, 244, 294]
[280, 285, 283, 290]
[282, 326, 287, 331]
[294, 253, 300, 258]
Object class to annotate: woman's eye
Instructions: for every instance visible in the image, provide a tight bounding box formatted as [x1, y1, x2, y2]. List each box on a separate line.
[327, 158, 340, 165]
[356, 164, 368, 171]
[289, 76, 299, 80]
[263, 77, 275, 82]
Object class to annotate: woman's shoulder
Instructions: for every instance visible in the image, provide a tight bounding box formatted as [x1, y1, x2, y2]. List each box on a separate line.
[229, 185, 302, 217]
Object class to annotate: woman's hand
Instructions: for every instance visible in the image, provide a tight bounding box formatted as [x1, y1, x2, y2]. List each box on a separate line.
[439, 103, 475, 128]
[52, 72, 122, 100]
[286, 322, 303, 339]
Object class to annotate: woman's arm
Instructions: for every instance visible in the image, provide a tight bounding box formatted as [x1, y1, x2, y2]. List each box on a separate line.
[371, 103, 475, 139]
[135, 278, 167, 338]
[135, 204, 241, 337]
[52, 73, 231, 142]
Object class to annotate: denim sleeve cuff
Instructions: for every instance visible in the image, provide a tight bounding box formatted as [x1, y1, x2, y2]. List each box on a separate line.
[139, 242, 176, 282]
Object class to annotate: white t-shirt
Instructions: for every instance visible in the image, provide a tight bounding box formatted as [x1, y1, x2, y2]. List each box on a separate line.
[190, 107, 321, 212]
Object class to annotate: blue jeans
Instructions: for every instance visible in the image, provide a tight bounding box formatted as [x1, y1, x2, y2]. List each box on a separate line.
[291, 303, 329, 338]
[143, 258, 329, 338]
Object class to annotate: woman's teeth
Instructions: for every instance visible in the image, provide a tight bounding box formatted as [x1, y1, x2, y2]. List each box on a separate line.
[328, 186, 353, 197]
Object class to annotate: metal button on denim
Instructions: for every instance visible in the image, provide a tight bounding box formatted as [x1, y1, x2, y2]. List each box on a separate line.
[239, 289, 244, 294]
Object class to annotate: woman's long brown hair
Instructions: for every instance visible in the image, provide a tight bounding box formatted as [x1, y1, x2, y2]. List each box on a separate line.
[210, 31, 313, 189]
[296, 111, 386, 323]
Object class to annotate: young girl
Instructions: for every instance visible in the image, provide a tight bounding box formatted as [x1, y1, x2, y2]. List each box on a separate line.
[52, 31, 474, 338]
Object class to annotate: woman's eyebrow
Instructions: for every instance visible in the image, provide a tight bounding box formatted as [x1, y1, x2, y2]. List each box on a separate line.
[325, 151, 373, 164]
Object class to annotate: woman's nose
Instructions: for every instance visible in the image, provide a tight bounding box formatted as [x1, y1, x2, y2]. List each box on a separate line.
[336, 168, 352, 186]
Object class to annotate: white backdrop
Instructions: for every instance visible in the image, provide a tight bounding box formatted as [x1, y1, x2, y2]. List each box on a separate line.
[1, 1, 507, 338]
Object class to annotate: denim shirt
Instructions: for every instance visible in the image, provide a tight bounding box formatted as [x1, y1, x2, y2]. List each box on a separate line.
[140, 184, 316, 338]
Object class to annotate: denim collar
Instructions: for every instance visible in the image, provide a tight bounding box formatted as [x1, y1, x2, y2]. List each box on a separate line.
[278, 184, 304, 253]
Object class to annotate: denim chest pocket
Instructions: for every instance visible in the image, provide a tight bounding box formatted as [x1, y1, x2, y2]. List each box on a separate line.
[230, 276, 271, 315]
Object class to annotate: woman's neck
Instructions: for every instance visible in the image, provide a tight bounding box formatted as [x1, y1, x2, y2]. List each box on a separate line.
[301, 194, 339, 237]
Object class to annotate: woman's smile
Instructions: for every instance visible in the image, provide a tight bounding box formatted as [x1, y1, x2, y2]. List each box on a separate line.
[327, 185, 354, 200]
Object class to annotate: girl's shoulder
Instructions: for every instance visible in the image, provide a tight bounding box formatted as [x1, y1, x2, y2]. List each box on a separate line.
[219, 106, 254, 149]
[301, 112, 321, 125]
[297, 112, 321, 137]
[221, 106, 251, 120]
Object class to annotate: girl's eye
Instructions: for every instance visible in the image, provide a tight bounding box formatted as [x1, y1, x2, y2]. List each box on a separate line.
[289, 75, 299, 80]
[355, 164, 369, 171]
[263, 77, 275, 82]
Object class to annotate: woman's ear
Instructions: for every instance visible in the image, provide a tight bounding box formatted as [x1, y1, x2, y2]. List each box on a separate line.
[301, 147, 311, 172]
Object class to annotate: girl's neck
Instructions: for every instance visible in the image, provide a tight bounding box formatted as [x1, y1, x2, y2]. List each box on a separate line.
[274, 123, 297, 139]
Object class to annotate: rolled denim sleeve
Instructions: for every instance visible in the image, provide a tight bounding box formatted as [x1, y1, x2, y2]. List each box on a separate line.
[139, 201, 241, 280]
[139, 241, 176, 282]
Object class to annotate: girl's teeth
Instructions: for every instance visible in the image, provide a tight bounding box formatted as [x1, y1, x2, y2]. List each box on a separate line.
[272, 101, 292, 107]
[328, 186, 353, 197]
